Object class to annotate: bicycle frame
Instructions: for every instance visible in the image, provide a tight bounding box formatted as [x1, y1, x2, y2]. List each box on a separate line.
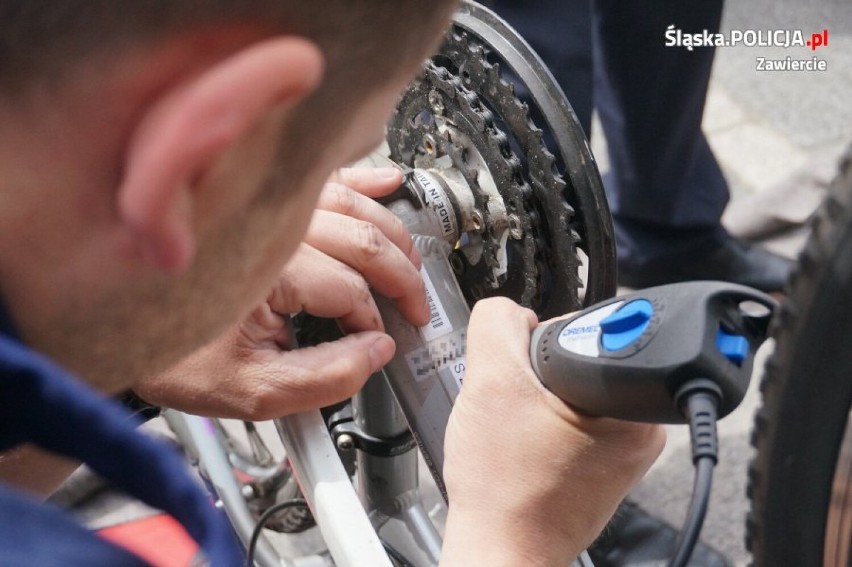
[166, 192, 596, 567]
[164, 3, 612, 564]
[166, 408, 394, 567]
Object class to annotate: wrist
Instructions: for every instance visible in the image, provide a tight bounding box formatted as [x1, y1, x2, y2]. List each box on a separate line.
[440, 501, 583, 566]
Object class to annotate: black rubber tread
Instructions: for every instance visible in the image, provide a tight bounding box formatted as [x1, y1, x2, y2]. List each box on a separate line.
[746, 144, 852, 566]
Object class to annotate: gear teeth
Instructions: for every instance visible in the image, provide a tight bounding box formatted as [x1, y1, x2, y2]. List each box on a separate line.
[486, 63, 503, 94]
[388, 32, 593, 316]
[530, 128, 545, 143]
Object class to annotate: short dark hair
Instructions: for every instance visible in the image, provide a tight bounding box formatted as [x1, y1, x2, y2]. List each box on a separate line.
[0, 1, 457, 190]
[0, 2, 456, 96]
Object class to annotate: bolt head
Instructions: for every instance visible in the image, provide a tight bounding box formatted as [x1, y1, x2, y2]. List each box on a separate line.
[471, 210, 484, 232]
[423, 134, 438, 155]
[336, 433, 355, 451]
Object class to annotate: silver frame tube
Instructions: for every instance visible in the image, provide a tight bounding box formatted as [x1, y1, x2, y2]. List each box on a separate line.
[275, 411, 392, 567]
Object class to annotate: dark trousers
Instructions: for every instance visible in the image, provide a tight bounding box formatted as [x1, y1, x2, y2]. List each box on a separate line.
[490, 0, 729, 268]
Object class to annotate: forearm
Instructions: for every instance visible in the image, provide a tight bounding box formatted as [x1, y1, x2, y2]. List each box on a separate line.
[0, 444, 80, 498]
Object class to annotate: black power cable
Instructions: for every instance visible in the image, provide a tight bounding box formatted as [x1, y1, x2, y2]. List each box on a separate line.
[244, 497, 416, 567]
[245, 498, 307, 567]
[670, 380, 722, 567]
[381, 539, 416, 567]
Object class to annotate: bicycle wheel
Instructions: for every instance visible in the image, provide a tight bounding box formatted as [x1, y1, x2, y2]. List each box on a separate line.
[747, 144, 852, 566]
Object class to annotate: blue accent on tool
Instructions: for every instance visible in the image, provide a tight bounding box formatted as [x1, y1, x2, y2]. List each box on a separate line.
[716, 328, 749, 365]
[599, 299, 654, 351]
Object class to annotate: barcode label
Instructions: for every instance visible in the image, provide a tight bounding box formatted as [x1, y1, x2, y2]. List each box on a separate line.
[420, 265, 453, 342]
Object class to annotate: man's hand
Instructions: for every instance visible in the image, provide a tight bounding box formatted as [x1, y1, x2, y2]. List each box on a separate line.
[441, 298, 665, 566]
[134, 167, 429, 419]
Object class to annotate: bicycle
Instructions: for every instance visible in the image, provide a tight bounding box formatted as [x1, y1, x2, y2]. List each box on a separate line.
[166, 3, 852, 567]
[167, 2, 614, 566]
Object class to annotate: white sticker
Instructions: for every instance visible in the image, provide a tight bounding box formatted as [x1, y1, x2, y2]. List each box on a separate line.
[557, 301, 624, 357]
[420, 265, 453, 342]
[414, 170, 457, 239]
[448, 356, 466, 387]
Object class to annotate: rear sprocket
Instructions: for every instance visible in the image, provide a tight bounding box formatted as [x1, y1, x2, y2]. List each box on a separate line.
[387, 1, 615, 318]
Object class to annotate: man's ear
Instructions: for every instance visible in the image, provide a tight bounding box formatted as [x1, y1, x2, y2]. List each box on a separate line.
[117, 37, 324, 272]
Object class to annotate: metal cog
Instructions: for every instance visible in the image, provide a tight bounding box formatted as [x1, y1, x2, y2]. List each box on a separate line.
[447, 2, 617, 311]
[388, 61, 546, 310]
[438, 29, 586, 310]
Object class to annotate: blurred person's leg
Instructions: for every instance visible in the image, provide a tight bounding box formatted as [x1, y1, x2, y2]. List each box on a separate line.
[592, 0, 789, 292]
[491, 0, 792, 292]
[592, 0, 728, 264]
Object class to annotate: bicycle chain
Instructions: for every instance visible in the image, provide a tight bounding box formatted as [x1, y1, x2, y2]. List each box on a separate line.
[387, 29, 584, 318]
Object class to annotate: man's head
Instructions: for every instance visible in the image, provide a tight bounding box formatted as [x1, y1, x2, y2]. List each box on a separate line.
[0, 1, 458, 389]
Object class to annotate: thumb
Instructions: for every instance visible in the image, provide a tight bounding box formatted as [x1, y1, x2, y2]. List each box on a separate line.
[465, 297, 538, 380]
[329, 167, 404, 198]
[249, 331, 395, 418]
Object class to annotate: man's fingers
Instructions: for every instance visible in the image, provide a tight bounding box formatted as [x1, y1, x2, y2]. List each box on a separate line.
[315, 169, 428, 325]
[273, 244, 384, 333]
[329, 167, 403, 198]
[305, 210, 429, 326]
[316, 181, 420, 268]
[245, 331, 395, 419]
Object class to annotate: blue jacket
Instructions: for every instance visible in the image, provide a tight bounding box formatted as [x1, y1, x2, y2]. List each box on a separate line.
[0, 304, 243, 566]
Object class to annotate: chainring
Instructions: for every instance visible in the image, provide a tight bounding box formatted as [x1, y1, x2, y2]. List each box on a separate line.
[388, 62, 545, 310]
[387, 1, 616, 319]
